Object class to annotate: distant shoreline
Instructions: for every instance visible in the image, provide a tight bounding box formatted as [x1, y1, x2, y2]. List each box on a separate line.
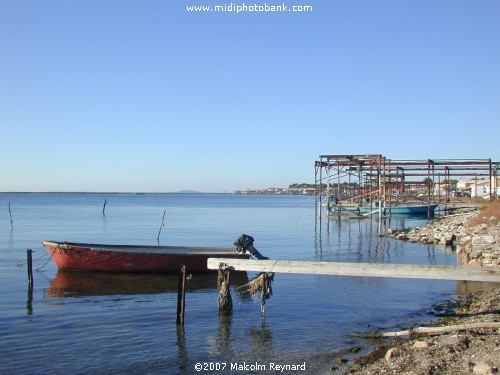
[0, 191, 230, 195]
[0, 191, 310, 195]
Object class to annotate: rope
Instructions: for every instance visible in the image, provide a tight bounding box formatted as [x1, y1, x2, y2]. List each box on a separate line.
[267, 259, 279, 273]
[260, 272, 274, 318]
[32, 251, 49, 263]
[15, 251, 51, 268]
[35, 254, 52, 271]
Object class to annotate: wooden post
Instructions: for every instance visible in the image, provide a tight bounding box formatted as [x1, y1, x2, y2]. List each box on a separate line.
[157, 210, 166, 242]
[260, 273, 274, 321]
[176, 265, 187, 325]
[176, 324, 188, 367]
[102, 199, 107, 215]
[217, 264, 232, 315]
[27, 249, 33, 289]
[378, 168, 383, 235]
[8, 202, 13, 229]
[27, 249, 33, 315]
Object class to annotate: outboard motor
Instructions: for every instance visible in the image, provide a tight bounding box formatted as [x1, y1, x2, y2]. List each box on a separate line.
[234, 234, 269, 260]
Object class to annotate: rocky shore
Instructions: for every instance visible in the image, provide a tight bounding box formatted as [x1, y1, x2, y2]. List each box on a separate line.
[387, 207, 499, 268]
[339, 206, 500, 375]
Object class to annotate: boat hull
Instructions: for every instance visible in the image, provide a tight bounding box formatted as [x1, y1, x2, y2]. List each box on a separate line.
[357, 204, 439, 215]
[43, 241, 250, 273]
[386, 204, 439, 214]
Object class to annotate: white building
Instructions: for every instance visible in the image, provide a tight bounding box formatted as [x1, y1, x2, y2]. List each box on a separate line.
[458, 177, 500, 198]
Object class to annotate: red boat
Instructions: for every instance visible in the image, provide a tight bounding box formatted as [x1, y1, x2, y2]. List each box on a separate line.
[42, 241, 251, 273]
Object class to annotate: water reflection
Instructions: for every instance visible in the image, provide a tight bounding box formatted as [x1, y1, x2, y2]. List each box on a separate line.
[315, 216, 388, 262]
[176, 325, 189, 374]
[26, 285, 33, 315]
[45, 271, 249, 298]
[249, 323, 273, 356]
[314, 213, 452, 265]
[206, 316, 274, 367]
[217, 315, 233, 354]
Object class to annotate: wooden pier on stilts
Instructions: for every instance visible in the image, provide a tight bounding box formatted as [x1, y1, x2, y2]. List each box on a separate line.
[207, 257, 498, 329]
[207, 258, 500, 283]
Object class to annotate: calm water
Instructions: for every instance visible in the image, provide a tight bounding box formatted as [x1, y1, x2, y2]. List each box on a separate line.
[0, 193, 457, 374]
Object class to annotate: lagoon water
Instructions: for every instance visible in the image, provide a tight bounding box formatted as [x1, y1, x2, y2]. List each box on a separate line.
[0, 193, 457, 374]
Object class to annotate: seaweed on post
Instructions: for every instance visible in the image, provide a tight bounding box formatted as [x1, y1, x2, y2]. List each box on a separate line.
[217, 263, 232, 315]
[237, 272, 275, 320]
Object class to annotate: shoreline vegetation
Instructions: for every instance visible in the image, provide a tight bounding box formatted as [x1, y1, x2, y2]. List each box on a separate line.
[337, 201, 499, 375]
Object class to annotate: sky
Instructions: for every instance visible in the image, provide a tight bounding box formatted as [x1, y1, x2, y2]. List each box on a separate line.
[1, 0, 499, 193]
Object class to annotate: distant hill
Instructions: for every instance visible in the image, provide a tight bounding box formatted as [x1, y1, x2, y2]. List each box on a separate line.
[173, 190, 204, 194]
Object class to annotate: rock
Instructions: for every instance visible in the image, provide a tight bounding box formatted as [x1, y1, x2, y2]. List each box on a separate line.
[461, 235, 472, 243]
[481, 235, 495, 244]
[473, 236, 483, 245]
[387, 228, 394, 235]
[472, 362, 494, 374]
[487, 216, 498, 226]
[413, 340, 429, 349]
[385, 348, 397, 361]
[470, 250, 483, 258]
[468, 259, 483, 267]
[459, 230, 469, 237]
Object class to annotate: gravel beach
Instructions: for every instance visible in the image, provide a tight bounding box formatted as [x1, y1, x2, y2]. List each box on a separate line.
[339, 204, 499, 375]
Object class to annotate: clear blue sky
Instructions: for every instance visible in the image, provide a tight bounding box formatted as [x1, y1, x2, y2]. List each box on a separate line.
[1, 1, 499, 192]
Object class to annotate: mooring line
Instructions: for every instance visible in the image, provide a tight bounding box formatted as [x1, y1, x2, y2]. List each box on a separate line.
[16, 251, 50, 267]
[267, 259, 279, 273]
[35, 254, 52, 270]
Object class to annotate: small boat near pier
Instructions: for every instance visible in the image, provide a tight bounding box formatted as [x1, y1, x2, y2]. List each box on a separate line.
[43, 241, 251, 273]
[330, 203, 439, 216]
[358, 203, 440, 215]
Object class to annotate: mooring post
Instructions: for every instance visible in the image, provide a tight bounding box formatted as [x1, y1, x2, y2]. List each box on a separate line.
[102, 199, 107, 215]
[157, 209, 166, 242]
[176, 265, 187, 325]
[27, 249, 33, 289]
[217, 263, 233, 315]
[27, 249, 33, 315]
[9, 202, 13, 229]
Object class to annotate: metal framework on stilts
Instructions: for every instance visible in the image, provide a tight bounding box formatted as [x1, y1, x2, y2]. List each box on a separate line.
[314, 155, 499, 219]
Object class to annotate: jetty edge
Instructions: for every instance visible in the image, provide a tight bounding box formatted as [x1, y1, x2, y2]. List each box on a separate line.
[207, 258, 499, 282]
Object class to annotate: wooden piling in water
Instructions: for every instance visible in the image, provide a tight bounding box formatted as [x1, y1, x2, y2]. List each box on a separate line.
[102, 199, 107, 215]
[217, 264, 232, 315]
[9, 202, 13, 229]
[26, 249, 33, 314]
[176, 265, 187, 325]
[26, 249, 33, 288]
[157, 210, 166, 242]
